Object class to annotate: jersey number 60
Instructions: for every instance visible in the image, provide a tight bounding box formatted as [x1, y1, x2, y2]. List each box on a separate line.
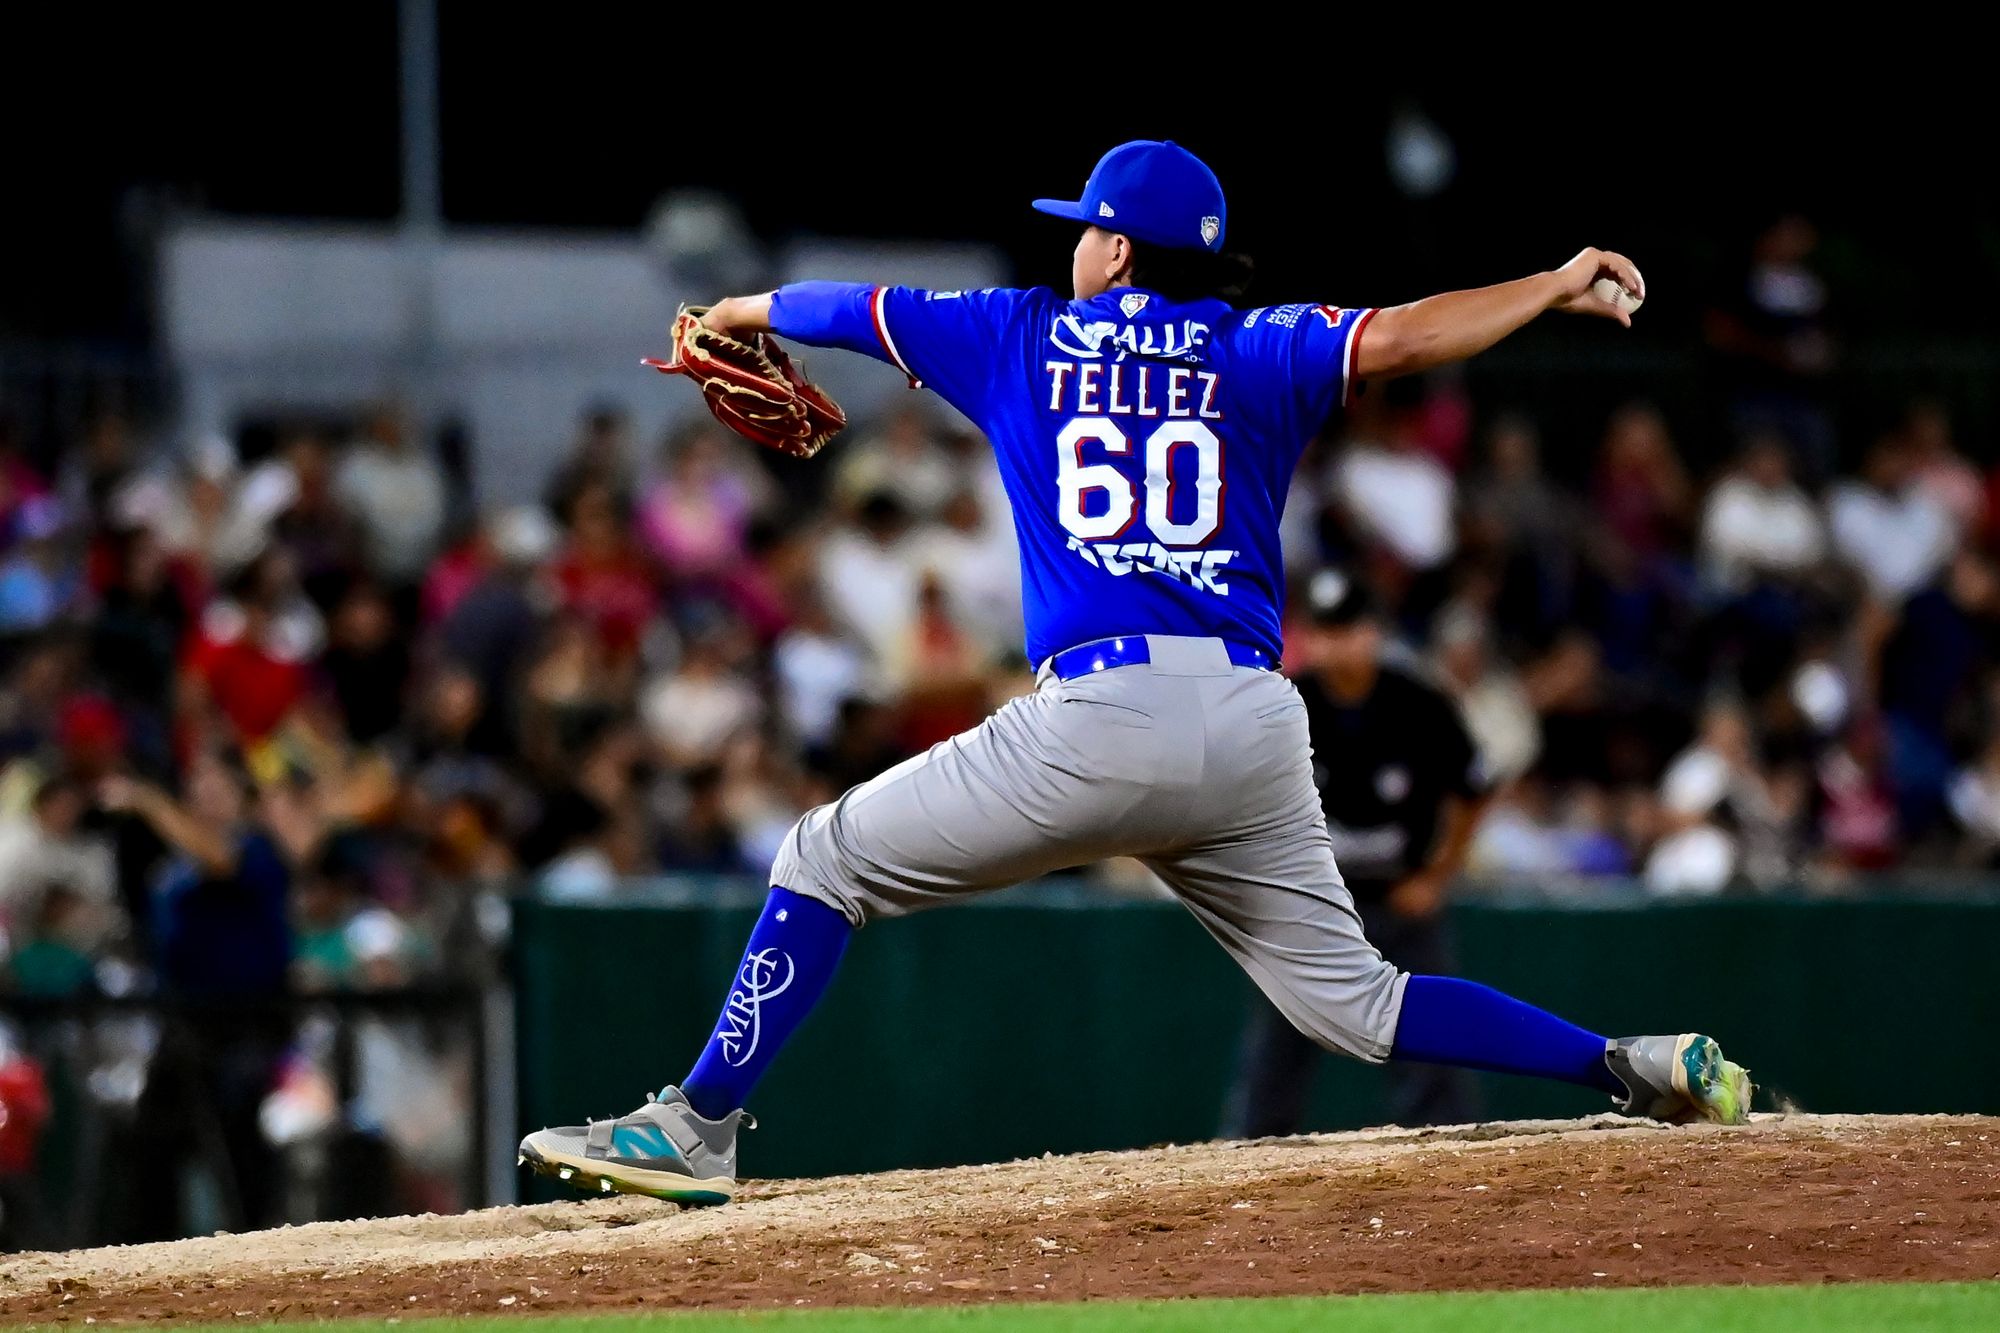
[1055, 418, 1222, 547]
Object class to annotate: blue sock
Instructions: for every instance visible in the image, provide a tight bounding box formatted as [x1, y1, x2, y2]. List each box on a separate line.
[1390, 975, 1622, 1096]
[680, 887, 850, 1120]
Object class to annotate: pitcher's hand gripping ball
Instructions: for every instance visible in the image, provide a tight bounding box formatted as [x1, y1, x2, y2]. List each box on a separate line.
[643, 305, 847, 458]
[1590, 276, 1644, 315]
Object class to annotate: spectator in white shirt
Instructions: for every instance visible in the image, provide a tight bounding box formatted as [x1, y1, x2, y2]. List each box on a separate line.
[833, 405, 957, 522]
[335, 405, 449, 587]
[1905, 400, 1984, 536]
[1431, 605, 1540, 785]
[639, 619, 763, 771]
[1700, 433, 1826, 593]
[1947, 733, 2000, 863]
[818, 492, 921, 669]
[0, 775, 117, 944]
[772, 590, 870, 749]
[905, 488, 1023, 661]
[112, 433, 299, 580]
[1647, 718, 1741, 897]
[1652, 700, 1803, 891]
[1334, 436, 1456, 571]
[1828, 436, 1955, 603]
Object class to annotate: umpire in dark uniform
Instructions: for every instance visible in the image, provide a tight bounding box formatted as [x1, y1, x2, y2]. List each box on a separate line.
[1222, 569, 1496, 1135]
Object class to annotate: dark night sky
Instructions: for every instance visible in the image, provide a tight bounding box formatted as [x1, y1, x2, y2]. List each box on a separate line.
[8, 11, 1997, 346]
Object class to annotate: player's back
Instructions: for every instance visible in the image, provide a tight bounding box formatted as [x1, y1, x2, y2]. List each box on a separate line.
[768, 279, 1372, 665]
[893, 284, 1374, 665]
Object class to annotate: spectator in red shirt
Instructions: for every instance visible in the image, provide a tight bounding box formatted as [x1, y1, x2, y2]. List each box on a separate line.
[0, 416, 50, 545]
[421, 525, 490, 627]
[891, 573, 989, 752]
[1817, 714, 1900, 872]
[1594, 404, 1693, 569]
[56, 693, 128, 782]
[550, 481, 656, 663]
[636, 426, 759, 583]
[179, 551, 323, 750]
[0, 1035, 51, 1176]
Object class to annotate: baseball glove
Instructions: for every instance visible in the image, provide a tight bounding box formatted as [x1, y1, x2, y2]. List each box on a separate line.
[642, 305, 847, 458]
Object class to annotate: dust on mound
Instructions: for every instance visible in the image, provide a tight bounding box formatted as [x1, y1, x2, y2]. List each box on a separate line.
[3, 1114, 1995, 1324]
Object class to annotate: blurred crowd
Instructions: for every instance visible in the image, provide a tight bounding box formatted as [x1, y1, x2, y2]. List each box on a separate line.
[0, 218, 1997, 1017]
[1303, 389, 2000, 896]
[0, 397, 1047, 1004]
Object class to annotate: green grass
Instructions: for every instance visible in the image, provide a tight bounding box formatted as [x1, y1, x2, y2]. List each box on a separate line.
[101, 1282, 2000, 1332]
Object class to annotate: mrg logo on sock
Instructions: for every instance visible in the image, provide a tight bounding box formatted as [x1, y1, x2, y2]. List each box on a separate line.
[717, 948, 796, 1067]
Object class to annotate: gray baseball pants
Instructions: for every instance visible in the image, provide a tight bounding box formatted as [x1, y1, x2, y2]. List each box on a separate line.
[770, 634, 1408, 1062]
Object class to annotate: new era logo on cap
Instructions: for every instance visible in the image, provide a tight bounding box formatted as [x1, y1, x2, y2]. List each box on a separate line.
[1098, 202, 1116, 218]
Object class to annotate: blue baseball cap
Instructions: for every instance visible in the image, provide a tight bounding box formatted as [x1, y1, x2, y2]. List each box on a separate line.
[1032, 140, 1227, 254]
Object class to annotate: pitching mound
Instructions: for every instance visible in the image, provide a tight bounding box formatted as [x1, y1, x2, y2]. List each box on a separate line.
[4, 1114, 1995, 1323]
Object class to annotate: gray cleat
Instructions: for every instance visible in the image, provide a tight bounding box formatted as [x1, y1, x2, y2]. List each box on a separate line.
[518, 1085, 750, 1205]
[1605, 1033, 1752, 1125]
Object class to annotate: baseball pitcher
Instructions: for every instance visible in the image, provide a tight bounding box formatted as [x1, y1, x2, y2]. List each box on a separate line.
[521, 140, 1751, 1204]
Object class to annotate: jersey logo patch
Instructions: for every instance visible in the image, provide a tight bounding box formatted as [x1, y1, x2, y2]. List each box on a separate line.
[1119, 292, 1150, 318]
[1200, 216, 1221, 247]
[1049, 314, 1212, 362]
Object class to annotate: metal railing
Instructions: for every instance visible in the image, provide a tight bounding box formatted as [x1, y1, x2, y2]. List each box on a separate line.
[0, 985, 505, 1253]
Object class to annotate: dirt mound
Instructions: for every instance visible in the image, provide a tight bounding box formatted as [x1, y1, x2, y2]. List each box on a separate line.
[4, 1114, 1995, 1323]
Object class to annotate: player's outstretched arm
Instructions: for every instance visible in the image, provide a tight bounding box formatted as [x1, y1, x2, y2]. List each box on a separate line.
[699, 285, 919, 373]
[695, 284, 997, 405]
[1354, 248, 1643, 381]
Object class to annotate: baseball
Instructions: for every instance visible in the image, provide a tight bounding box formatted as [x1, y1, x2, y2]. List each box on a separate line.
[1592, 276, 1644, 314]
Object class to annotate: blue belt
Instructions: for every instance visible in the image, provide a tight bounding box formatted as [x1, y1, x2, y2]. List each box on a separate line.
[1047, 635, 1278, 681]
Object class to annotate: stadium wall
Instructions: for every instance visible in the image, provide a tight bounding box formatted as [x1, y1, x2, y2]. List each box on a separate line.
[512, 883, 2000, 1189]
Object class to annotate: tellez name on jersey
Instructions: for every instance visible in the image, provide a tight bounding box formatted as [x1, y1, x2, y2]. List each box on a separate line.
[1042, 298, 1235, 596]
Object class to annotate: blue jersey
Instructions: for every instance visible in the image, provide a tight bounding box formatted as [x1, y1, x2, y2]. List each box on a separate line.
[769, 282, 1374, 665]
